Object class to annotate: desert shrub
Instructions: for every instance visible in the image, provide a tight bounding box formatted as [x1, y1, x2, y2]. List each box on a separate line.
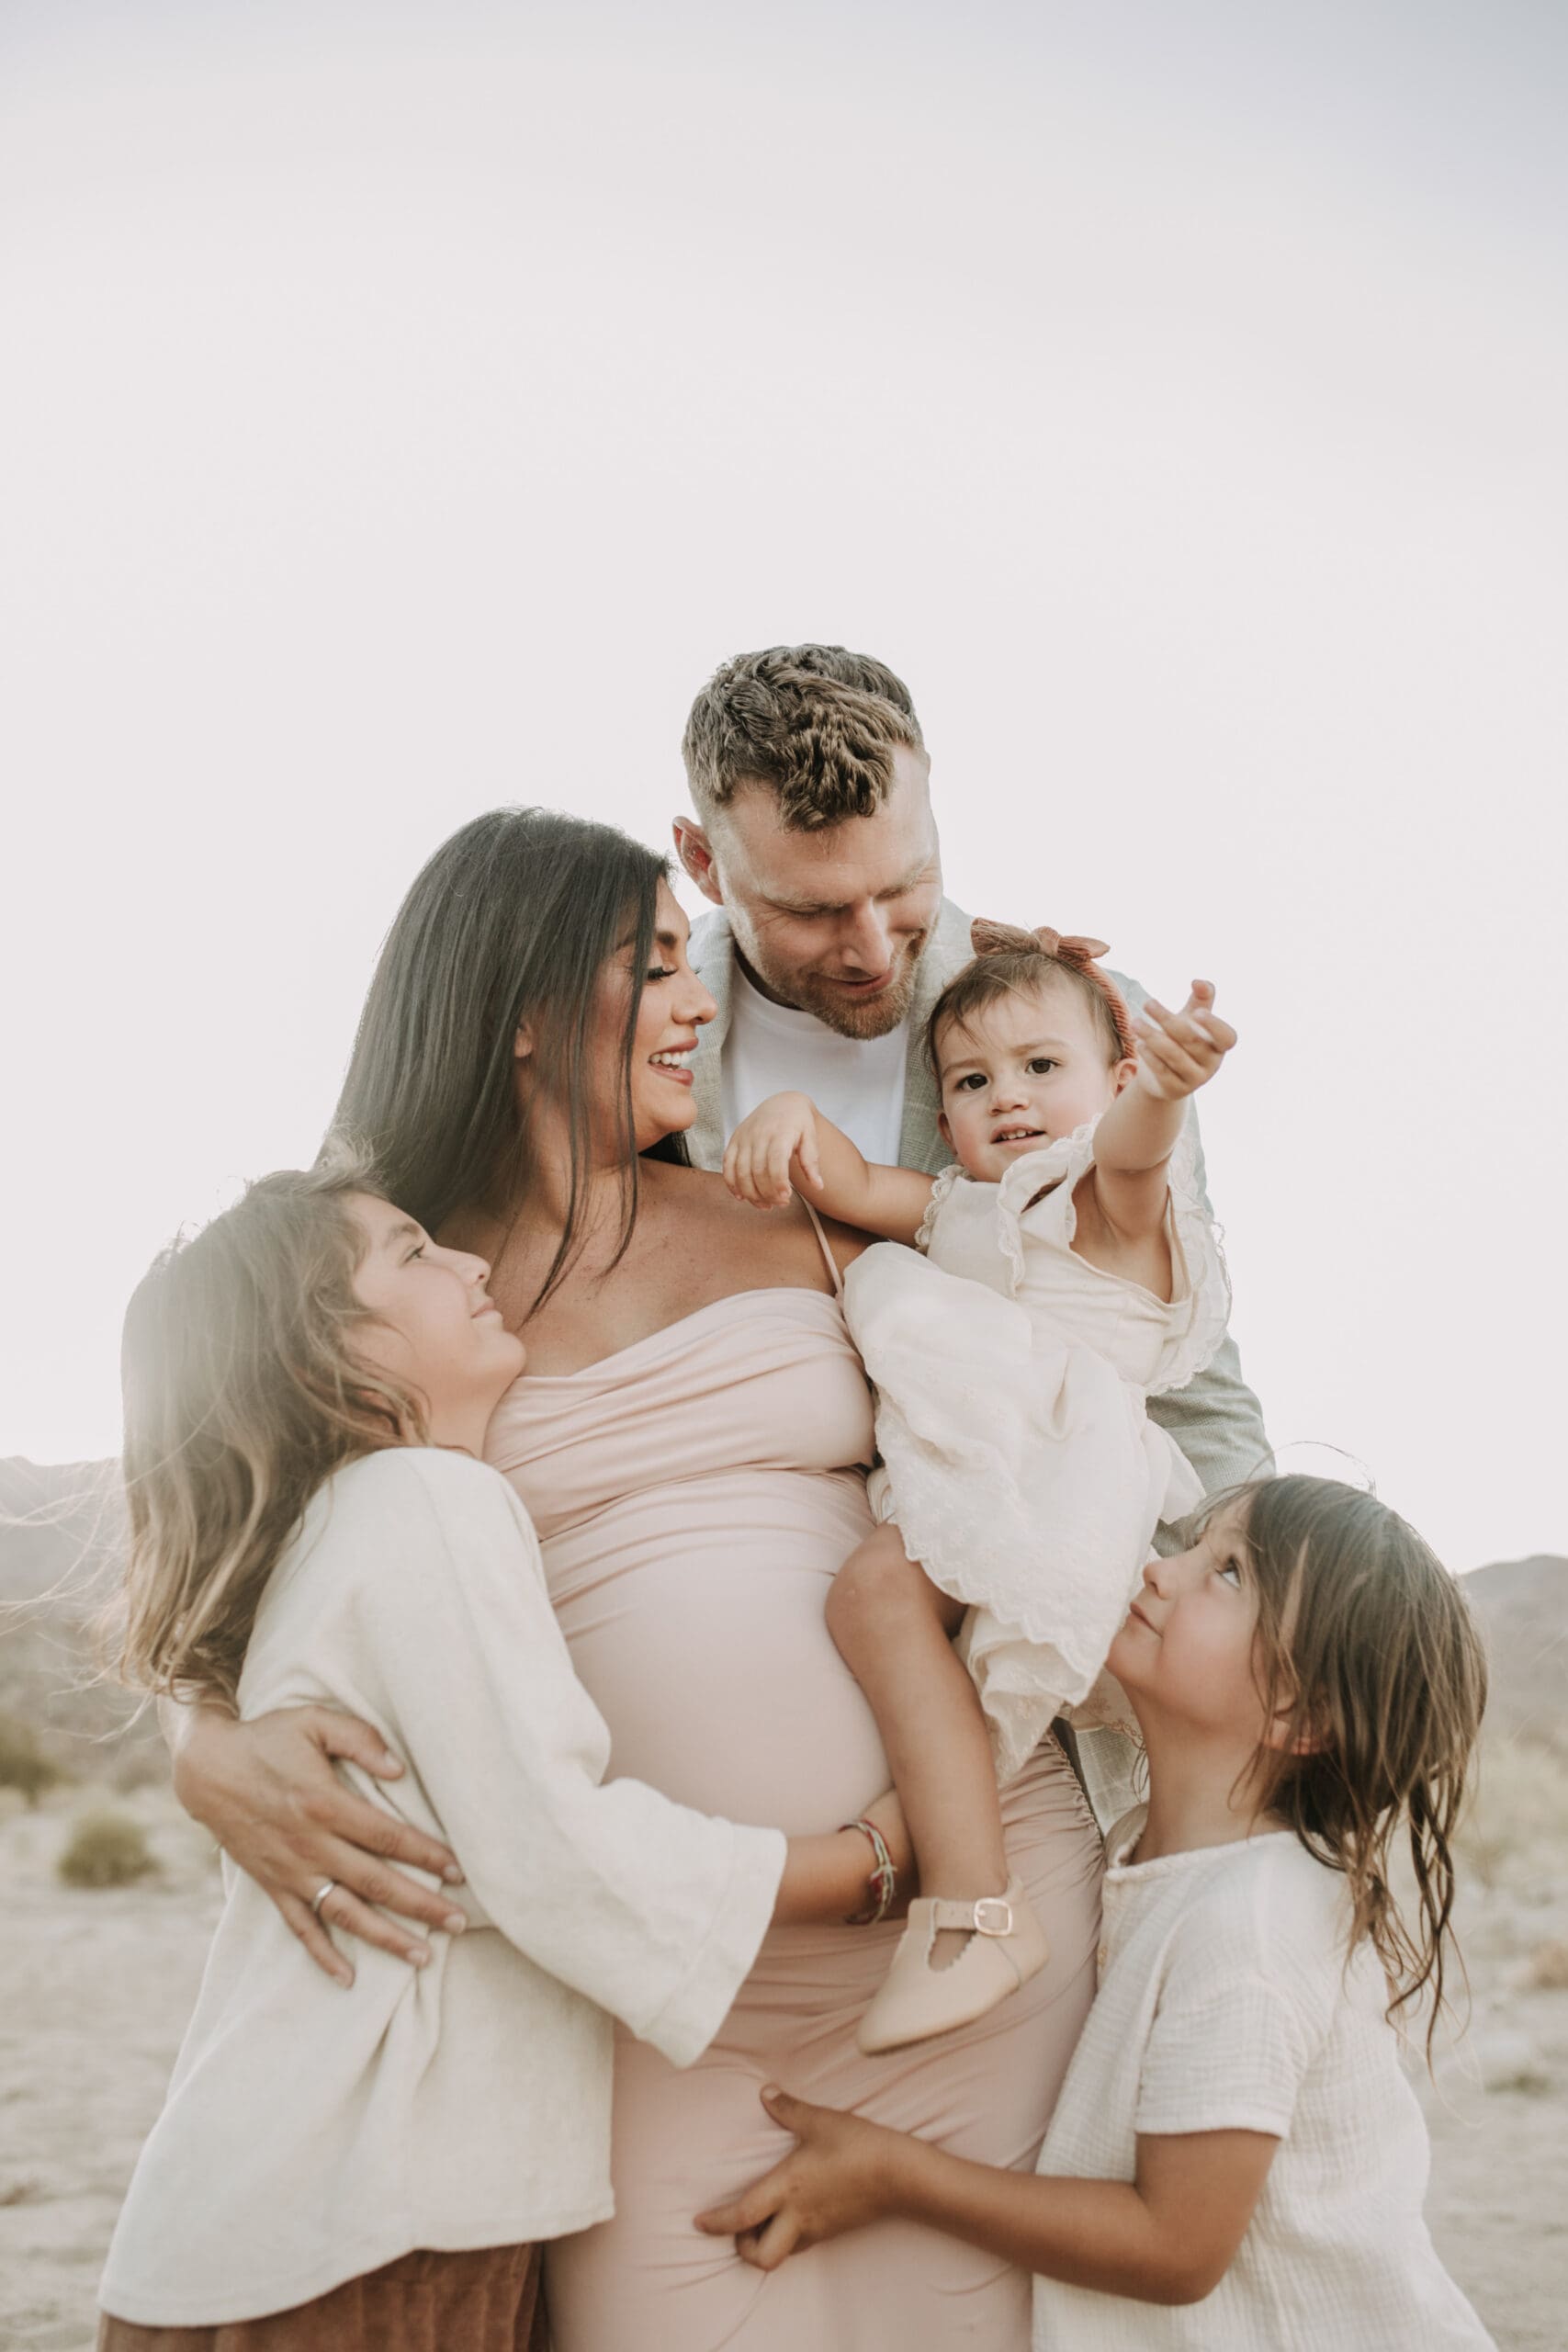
[1526, 1940, 1568, 1992]
[57, 1807, 156, 1889]
[0, 1712, 61, 1806]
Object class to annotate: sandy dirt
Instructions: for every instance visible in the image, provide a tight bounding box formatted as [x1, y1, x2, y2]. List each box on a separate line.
[2, 1779, 1564, 2351]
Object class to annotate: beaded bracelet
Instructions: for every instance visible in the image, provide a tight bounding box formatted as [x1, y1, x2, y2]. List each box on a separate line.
[841, 1815, 897, 1926]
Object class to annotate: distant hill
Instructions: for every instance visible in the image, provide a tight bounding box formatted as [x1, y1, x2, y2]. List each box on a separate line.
[3, 1458, 1563, 1774]
[1461, 1555, 1567, 1753]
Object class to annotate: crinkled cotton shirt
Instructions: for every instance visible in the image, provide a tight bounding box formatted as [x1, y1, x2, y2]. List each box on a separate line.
[1032, 1815, 1495, 2351]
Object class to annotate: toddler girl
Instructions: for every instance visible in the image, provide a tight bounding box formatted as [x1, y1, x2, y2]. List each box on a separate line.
[97, 1156, 907, 2351]
[723, 920, 1234, 2050]
[698, 1474, 1496, 2352]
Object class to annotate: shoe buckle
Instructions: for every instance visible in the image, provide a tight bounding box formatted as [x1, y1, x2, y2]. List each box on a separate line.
[973, 1897, 1013, 1938]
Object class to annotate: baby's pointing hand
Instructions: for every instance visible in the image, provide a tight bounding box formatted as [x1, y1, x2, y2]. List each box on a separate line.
[1132, 980, 1236, 1102]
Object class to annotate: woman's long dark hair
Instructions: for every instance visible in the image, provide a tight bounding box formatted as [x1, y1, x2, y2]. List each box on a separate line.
[327, 807, 682, 1314]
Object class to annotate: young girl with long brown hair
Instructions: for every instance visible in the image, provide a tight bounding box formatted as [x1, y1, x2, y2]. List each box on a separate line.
[96, 1157, 908, 2352]
[698, 1475, 1497, 2350]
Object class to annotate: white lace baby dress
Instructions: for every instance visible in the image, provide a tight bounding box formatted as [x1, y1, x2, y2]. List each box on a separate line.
[842, 1117, 1230, 1786]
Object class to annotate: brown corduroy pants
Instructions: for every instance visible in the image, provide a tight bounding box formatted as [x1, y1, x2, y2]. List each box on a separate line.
[97, 2243, 544, 2352]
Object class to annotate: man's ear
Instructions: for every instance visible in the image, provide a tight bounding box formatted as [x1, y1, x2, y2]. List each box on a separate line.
[672, 816, 725, 909]
[513, 1021, 535, 1064]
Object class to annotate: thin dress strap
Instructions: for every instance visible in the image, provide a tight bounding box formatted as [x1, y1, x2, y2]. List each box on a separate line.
[798, 1193, 844, 1297]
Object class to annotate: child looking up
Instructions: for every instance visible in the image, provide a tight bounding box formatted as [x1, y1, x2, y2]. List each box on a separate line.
[724, 920, 1235, 2050]
[698, 1476, 1495, 2352]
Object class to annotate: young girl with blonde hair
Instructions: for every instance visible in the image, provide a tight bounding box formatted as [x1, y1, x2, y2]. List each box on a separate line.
[725, 919, 1236, 2049]
[97, 1157, 908, 2352]
[698, 1474, 1496, 2351]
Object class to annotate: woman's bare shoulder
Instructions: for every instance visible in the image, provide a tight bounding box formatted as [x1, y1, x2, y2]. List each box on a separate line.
[641, 1160, 841, 1288]
[637, 1158, 739, 1224]
[641, 1158, 773, 1217]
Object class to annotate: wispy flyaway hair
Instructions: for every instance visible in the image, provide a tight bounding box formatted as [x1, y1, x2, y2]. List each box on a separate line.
[118, 1153, 417, 1707]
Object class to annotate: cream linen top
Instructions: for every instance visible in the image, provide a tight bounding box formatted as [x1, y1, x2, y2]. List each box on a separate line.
[98, 1449, 786, 2328]
[1032, 1815, 1495, 2351]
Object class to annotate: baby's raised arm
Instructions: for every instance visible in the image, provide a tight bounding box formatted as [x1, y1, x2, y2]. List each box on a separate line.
[1091, 981, 1235, 1246]
[724, 1092, 934, 1248]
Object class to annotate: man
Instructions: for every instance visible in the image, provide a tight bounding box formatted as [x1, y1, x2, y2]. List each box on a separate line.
[672, 642, 1269, 1499]
[675, 645, 960, 1177]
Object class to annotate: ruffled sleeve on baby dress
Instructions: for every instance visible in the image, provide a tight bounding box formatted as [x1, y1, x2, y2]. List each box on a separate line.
[994, 1119, 1231, 1397]
[912, 1161, 965, 1256]
[990, 1121, 1100, 1283]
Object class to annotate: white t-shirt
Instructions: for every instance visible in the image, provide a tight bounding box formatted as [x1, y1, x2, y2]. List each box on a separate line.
[721, 960, 909, 1164]
[99, 1450, 784, 2327]
[1032, 1814, 1495, 2352]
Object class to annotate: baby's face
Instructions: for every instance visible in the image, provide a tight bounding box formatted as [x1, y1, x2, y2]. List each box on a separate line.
[936, 978, 1128, 1182]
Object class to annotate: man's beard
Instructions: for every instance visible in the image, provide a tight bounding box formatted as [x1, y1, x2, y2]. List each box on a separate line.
[741, 933, 929, 1040]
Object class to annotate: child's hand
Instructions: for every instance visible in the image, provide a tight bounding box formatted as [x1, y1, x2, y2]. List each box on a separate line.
[694, 2086, 904, 2269]
[1131, 980, 1236, 1102]
[723, 1092, 823, 1210]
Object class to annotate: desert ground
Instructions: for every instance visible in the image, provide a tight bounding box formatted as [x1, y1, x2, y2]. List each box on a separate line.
[0, 1748, 1564, 2351]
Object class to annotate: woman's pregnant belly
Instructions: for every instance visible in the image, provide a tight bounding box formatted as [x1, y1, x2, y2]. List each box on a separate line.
[542, 1467, 886, 1836]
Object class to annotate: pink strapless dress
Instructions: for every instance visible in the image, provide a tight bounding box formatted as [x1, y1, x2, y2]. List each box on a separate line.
[485, 1284, 1103, 2352]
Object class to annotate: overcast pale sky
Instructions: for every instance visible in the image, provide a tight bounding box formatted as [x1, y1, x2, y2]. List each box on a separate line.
[3, 0, 1563, 1571]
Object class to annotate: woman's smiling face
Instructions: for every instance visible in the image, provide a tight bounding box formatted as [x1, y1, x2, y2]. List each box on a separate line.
[593, 879, 717, 1153]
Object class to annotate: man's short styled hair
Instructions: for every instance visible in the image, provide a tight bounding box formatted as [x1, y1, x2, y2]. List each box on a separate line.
[682, 645, 925, 833]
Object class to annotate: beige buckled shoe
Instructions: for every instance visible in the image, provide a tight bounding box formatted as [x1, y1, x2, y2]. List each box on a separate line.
[857, 1881, 1050, 2054]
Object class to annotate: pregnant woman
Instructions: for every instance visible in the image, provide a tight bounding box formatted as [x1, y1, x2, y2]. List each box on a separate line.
[168, 808, 1104, 2350]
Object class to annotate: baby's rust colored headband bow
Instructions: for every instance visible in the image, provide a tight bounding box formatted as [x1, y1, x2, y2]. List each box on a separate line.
[968, 919, 1137, 1061]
